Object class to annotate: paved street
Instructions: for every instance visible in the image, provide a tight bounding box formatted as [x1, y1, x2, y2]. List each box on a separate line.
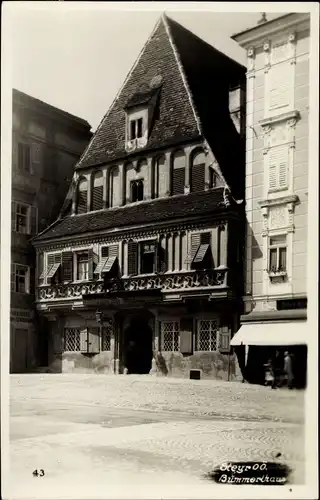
[8, 374, 305, 498]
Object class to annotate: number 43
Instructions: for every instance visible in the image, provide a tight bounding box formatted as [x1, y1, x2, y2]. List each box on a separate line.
[33, 469, 45, 477]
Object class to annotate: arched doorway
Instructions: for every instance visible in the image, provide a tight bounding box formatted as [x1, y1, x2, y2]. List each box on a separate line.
[123, 315, 153, 374]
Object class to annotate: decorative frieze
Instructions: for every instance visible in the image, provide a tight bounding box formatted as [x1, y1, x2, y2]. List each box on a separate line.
[37, 268, 228, 303]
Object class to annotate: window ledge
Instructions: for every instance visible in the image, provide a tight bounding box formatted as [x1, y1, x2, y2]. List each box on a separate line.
[259, 194, 299, 208]
[259, 109, 300, 128]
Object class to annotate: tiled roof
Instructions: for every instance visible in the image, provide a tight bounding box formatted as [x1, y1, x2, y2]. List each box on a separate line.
[33, 188, 232, 242]
[13, 89, 92, 130]
[76, 15, 245, 176]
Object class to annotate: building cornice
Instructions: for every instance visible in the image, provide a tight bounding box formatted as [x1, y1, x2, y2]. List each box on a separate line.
[33, 214, 233, 252]
[232, 13, 310, 49]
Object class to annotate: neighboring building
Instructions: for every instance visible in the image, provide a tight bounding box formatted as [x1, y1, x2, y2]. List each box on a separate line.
[11, 89, 92, 373]
[231, 13, 310, 387]
[32, 15, 246, 379]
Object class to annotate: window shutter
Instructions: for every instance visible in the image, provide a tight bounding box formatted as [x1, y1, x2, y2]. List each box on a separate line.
[101, 246, 109, 258]
[80, 328, 88, 353]
[47, 254, 55, 269]
[157, 241, 166, 273]
[180, 318, 193, 355]
[172, 168, 185, 195]
[219, 326, 231, 353]
[62, 251, 73, 282]
[54, 253, 62, 264]
[87, 249, 96, 280]
[279, 161, 287, 188]
[11, 201, 16, 231]
[269, 65, 290, 110]
[108, 244, 119, 258]
[88, 327, 100, 354]
[92, 186, 103, 211]
[268, 163, 277, 190]
[30, 206, 38, 235]
[191, 233, 201, 258]
[269, 148, 288, 190]
[128, 241, 138, 275]
[191, 164, 205, 193]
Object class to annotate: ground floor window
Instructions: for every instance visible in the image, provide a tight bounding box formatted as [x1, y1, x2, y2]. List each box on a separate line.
[160, 321, 179, 351]
[197, 319, 219, 351]
[64, 328, 81, 351]
[102, 326, 111, 351]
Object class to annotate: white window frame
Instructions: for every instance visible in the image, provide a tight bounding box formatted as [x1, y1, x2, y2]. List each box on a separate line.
[268, 234, 287, 275]
[75, 251, 90, 282]
[196, 319, 219, 352]
[14, 202, 30, 234]
[138, 239, 156, 275]
[11, 263, 30, 294]
[64, 328, 81, 352]
[160, 320, 180, 352]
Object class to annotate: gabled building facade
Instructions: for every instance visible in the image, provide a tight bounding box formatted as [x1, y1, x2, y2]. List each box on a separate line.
[231, 13, 310, 387]
[32, 15, 246, 379]
[11, 89, 92, 373]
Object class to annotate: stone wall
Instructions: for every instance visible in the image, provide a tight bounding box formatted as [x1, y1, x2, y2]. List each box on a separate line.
[156, 351, 242, 381]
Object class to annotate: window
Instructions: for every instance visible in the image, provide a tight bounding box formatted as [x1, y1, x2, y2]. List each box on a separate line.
[94, 245, 118, 277]
[131, 179, 144, 202]
[161, 321, 179, 351]
[191, 232, 213, 268]
[77, 252, 89, 281]
[172, 150, 185, 196]
[64, 328, 81, 351]
[15, 203, 29, 234]
[268, 235, 287, 273]
[102, 325, 112, 351]
[11, 264, 29, 293]
[268, 147, 288, 191]
[197, 320, 219, 351]
[77, 177, 88, 214]
[140, 241, 156, 274]
[92, 171, 103, 211]
[18, 143, 31, 173]
[130, 118, 143, 140]
[190, 150, 206, 193]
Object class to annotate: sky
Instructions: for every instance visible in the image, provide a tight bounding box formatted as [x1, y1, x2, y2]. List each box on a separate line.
[5, 2, 287, 132]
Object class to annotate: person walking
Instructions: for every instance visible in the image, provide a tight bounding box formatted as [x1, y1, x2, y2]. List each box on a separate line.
[284, 351, 294, 389]
[271, 350, 283, 389]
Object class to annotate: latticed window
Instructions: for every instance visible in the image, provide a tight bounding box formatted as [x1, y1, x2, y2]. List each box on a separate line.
[64, 328, 81, 351]
[102, 325, 112, 351]
[197, 320, 219, 351]
[161, 321, 179, 351]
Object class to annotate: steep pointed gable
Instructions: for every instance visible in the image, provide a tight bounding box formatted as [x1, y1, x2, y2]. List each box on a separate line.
[77, 16, 201, 170]
[165, 16, 246, 200]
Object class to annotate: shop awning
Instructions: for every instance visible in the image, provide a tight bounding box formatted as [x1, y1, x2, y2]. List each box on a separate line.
[230, 321, 309, 347]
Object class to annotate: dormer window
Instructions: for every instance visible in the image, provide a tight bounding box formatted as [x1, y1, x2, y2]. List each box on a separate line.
[131, 179, 144, 202]
[130, 118, 143, 140]
[124, 84, 162, 152]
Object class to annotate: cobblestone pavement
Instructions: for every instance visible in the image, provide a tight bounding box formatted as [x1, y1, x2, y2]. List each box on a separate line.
[8, 375, 305, 498]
